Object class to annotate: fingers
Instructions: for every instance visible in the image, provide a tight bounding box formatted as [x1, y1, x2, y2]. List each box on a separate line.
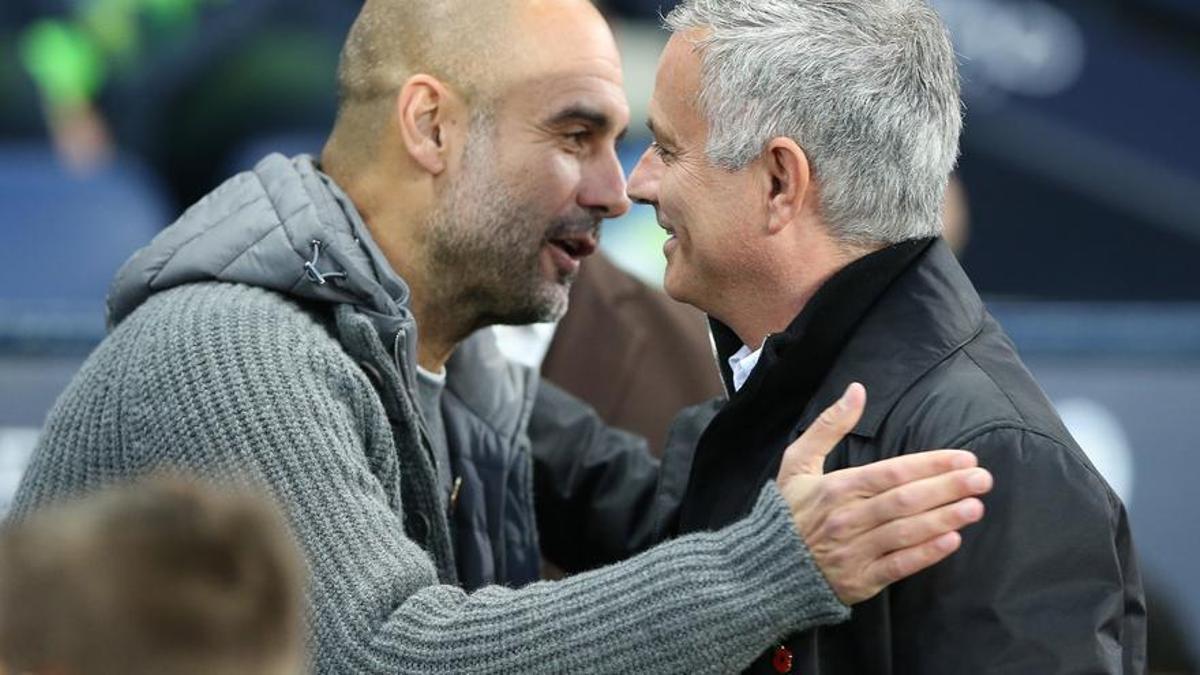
[828, 522, 972, 605]
[861, 497, 985, 558]
[830, 449, 979, 498]
[777, 382, 866, 483]
[824, 468, 992, 540]
[791, 458, 991, 605]
[861, 531, 963, 598]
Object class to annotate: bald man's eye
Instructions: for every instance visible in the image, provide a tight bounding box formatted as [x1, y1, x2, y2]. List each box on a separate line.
[563, 130, 591, 149]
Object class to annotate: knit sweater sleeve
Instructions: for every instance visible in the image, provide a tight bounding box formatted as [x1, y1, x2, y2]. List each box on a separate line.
[85, 286, 851, 673]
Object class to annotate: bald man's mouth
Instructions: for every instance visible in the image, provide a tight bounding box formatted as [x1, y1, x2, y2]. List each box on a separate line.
[545, 232, 598, 277]
[548, 233, 596, 258]
[548, 233, 597, 260]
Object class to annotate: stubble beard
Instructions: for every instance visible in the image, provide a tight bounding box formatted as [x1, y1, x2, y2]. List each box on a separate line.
[424, 132, 574, 331]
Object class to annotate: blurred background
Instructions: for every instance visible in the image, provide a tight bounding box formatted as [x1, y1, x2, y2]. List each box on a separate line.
[0, 0, 1197, 669]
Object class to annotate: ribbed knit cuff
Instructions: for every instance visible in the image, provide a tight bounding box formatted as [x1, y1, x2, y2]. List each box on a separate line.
[723, 482, 850, 636]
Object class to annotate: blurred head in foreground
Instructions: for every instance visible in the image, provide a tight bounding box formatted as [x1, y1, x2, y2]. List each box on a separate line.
[0, 478, 306, 675]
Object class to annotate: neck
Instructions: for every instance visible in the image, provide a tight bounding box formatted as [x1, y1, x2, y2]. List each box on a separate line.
[331, 160, 477, 372]
[379, 223, 482, 373]
[720, 286, 814, 350]
[721, 234, 871, 349]
[409, 287, 476, 372]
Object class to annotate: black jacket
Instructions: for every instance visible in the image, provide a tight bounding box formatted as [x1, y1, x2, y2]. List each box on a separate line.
[530, 239, 1145, 673]
[676, 238, 1146, 674]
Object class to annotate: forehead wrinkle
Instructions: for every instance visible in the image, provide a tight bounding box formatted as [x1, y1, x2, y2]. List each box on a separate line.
[499, 56, 625, 97]
[502, 70, 629, 127]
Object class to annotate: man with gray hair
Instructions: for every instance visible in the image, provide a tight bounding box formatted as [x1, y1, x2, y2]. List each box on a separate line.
[627, 0, 1145, 672]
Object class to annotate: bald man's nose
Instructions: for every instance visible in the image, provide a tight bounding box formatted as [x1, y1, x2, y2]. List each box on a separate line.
[626, 147, 660, 206]
[579, 151, 631, 219]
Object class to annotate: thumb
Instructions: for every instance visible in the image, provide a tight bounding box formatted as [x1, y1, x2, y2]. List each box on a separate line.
[777, 382, 866, 484]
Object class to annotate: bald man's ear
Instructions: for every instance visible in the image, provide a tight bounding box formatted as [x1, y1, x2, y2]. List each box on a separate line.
[763, 137, 811, 235]
[396, 75, 458, 175]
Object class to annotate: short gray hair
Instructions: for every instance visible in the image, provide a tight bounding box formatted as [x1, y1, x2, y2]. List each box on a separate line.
[665, 0, 963, 246]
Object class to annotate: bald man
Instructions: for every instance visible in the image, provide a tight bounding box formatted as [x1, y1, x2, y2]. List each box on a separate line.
[13, 2, 991, 672]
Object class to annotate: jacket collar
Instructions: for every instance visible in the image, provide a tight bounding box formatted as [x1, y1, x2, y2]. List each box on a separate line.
[799, 239, 986, 439]
[105, 152, 426, 381]
[107, 153, 413, 334]
[709, 238, 934, 407]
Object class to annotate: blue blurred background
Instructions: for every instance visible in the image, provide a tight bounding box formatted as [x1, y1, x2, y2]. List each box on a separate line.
[1, 0, 1197, 668]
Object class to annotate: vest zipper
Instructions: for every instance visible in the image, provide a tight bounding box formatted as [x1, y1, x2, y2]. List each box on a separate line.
[391, 328, 443, 499]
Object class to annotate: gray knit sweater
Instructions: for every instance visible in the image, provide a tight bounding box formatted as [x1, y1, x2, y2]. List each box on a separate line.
[12, 155, 849, 673]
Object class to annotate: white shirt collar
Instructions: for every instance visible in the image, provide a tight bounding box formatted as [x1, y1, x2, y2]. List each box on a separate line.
[727, 344, 764, 392]
[491, 322, 559, 370]
[416, 364, 447, 385]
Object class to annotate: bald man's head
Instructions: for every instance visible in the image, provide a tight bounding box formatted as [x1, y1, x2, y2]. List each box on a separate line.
[318, 0, 629, 357]
[338, 0, 513, 106]
[325, 0, 515, 169]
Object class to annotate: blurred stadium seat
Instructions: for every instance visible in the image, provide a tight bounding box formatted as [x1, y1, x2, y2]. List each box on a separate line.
[0, 143, 169, 513]
[0, 143, 168, 350]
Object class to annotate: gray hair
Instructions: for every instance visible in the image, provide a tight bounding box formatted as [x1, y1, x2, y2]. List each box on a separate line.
[665, 0, 963, 247]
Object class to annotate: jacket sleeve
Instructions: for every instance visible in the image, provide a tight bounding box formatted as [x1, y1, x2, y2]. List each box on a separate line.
[886, 426, 1146, 674]
[529, 380, 670, 572]
[106, 303, 849, 674]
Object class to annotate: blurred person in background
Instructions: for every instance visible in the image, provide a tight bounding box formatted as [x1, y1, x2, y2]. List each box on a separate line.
[625, 0, 1145, 672]
[11, 0, 356, 206]
[10, 0, 996, 671]
[0, 4, 45, 140]
[0, 477, 306, 675]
